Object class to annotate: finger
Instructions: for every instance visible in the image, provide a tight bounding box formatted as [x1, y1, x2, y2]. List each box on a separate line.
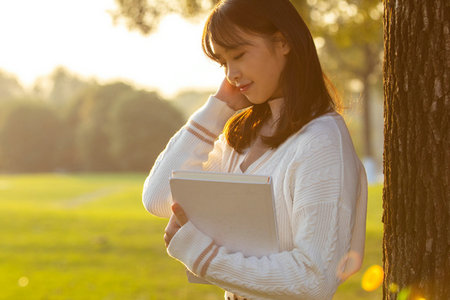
[165, 215, 181, 233]
[164, 231, 176, 248]
[164, 225, 179, 248]
[164, 223, 179, 237]
[167, 213, 181, 227]
[164, 233, 170, 248]
[164, 214, 182, 247]
[171, 203, 188, 226]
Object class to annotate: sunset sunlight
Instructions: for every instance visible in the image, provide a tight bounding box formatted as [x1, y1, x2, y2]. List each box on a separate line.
[0, 0, 221, 97]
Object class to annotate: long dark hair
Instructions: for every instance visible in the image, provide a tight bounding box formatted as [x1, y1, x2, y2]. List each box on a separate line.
[202, 0, 340, 153]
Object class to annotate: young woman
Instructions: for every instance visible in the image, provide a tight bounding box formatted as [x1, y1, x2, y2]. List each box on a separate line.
[142, 0, 368, 299]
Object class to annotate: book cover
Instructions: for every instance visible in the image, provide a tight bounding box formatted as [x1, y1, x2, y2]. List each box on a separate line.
[169, 170, 279, 283]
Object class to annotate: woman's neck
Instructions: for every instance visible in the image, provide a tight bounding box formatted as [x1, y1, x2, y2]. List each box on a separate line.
[267, 97, 284, 126]
[258, 97, 284, 138]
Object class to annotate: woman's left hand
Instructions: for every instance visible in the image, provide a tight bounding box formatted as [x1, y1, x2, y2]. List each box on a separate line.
[164, 203, 189, 248]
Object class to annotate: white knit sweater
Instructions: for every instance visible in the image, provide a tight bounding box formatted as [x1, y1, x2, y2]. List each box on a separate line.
[142, 96, 368, 300]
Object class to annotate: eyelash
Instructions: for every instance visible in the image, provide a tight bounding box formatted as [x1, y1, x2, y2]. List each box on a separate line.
[219, 52, 245, 68]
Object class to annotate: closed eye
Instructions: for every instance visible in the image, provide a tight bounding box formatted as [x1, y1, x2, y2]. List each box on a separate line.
[218, 52, 245, 68]
[234, 52, 245, 60]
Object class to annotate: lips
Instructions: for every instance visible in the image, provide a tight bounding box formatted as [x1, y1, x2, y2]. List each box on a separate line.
[238, 82, 253, 92]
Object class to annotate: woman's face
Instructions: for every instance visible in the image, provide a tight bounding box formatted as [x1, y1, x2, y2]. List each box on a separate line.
[212, 30, 290, 104]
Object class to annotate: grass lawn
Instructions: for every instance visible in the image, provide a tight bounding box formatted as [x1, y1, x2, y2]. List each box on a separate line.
[0, 173, 382, 299]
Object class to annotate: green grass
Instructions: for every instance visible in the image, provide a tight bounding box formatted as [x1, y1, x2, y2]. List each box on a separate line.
[0, 174, 383, 299]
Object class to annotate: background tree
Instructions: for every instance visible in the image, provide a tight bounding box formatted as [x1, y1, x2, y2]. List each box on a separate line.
[0, 101, 62, 172]
[32, 67, 92, 109]
[303, 0, 383, 162]
[57, 81, 103, 172]
[108, 90, 184, 171]
[110, 0, 217, 34]
[382, 0, 449, 299]
[170, 89, 214, 119]
[60, 81, 185, 172]
[72, 82, 136, 171]
[0, 65, 189, 173]
[0, 70, 24, 102]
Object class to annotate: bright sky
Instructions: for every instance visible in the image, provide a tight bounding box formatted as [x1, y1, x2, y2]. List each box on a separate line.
[0, 0, 223, 97]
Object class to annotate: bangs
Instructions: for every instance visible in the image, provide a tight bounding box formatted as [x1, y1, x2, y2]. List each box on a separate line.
[202, 1, 277, 63]
[202, 10, 252, 62]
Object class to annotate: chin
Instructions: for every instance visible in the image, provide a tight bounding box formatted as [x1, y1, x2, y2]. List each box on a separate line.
[245, 95, 265, 105]
[243, 95, 256, 104]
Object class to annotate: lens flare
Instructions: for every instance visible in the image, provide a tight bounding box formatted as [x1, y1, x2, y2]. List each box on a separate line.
[361, 265, 383, 291]
[18, 276, 29, 287]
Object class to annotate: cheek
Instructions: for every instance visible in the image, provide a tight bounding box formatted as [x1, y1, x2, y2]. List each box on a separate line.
[245, 53, 267, 74]
[271, 55, 286, 76]
[245, 52, 285, 92]
[263, 60, 284, 86]
[271, 63, 286, 91]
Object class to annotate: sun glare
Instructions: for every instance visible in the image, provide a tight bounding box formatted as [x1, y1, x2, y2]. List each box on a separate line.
[0, 0, 221, 98]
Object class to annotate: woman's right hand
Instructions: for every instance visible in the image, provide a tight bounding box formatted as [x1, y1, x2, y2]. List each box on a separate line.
[213, 78, 253, 111]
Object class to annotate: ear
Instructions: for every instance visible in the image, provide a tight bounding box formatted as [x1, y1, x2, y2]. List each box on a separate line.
[273, 31, 291, 55]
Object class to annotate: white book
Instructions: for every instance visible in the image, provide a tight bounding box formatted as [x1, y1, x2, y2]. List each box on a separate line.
[169, 170, 279, 284]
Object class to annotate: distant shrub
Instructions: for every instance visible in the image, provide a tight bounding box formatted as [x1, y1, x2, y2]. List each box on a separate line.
[0, 101, 61, 172]
[61, 82, 184, 172]
[0, 79, 187, 173]
[68, 82, 136, 171]
[108, 90, 184, 172]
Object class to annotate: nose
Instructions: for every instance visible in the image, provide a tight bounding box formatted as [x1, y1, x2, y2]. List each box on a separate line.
[226, 63, 241, 86]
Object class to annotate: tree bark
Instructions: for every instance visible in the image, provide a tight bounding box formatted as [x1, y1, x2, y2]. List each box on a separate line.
[382, 0, 449, 299]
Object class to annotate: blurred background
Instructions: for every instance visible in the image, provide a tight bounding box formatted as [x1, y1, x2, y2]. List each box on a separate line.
[0, 0, 384, 299]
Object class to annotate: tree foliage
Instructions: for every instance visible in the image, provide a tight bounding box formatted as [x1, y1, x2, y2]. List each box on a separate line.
[110, 0, 217, 34]
[61, 81, 185, 172]
[0, 69, 187, 173]
[0, 101, 62, 172]
[33, 67, 93, 109]
[73, 82, 134, 171]
[108, 90, 184, 171]
[170, 89, 214, 119]
[0, 70, 24, 102]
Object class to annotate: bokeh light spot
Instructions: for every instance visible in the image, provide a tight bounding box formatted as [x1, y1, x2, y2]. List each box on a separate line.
[397, 286, 411, 300]
[18, 276, 29, 287]
[389, 282, 399, 293]
[361, 265, 383, 291]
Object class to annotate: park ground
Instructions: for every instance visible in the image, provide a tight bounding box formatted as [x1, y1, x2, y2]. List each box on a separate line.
[0, 173, 382, 299]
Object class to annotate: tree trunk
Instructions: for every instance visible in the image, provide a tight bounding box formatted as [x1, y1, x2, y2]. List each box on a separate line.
[382, 0, 449, 299]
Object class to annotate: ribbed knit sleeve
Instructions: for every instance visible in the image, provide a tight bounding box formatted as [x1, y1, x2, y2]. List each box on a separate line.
[142, 96, 236, 218]
[167, 122, 361, 300]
